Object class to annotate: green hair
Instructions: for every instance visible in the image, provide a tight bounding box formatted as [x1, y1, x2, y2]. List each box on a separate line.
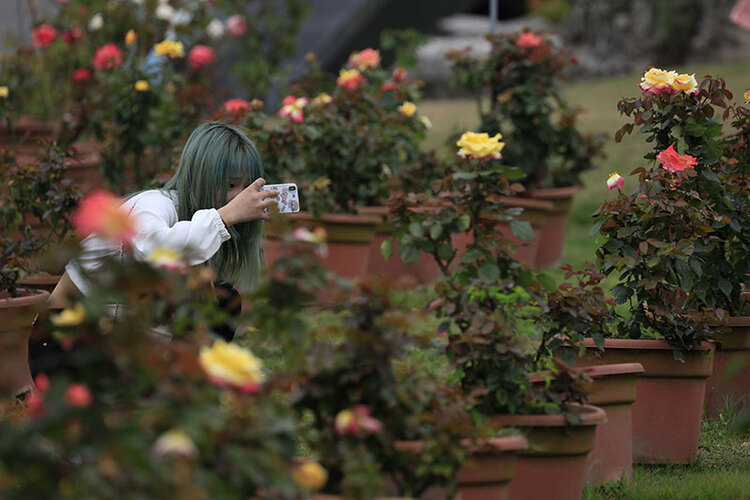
[163, 121, 263, 289]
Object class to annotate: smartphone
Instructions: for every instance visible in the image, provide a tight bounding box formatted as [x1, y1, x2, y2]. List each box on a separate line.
[259, 182, 300, 214]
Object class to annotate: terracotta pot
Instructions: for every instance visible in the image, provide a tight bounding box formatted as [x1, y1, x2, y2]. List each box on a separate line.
[704, 316, 750, 419]
[0, 116, 56, 150]
[17, 143, 104, 195]
[579, 363, 644, 485]
[0, 288, 50, 397]
[494, 196, 553, 267]
[492, 404, 607, 500]
[395, 436, 529, 500]
[529, 185, 580, 268]
[264, 212, 381, 279]
[576, 338, 714, 464]
[17, 273, 62, 294]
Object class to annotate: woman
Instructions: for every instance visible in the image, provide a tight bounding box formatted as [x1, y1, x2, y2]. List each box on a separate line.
[35, 122, 277, 371]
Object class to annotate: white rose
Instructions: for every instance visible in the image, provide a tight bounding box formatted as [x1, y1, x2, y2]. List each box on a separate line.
[88, 13, 103, 31]
[206, 19, 225, 39]
[155, 3, 175, 21]
[170, 9, 192, 26]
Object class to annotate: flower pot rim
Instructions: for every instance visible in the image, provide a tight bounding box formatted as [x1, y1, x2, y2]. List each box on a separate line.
[584, 337, 714, 352]
[491, 403, 607, 428]
[529, 185, 581, 199]
[394, 435, 528, 455]
[17, 273, 62, 286]
[577, 362, 645, 378]
[0, 288, 50, 308]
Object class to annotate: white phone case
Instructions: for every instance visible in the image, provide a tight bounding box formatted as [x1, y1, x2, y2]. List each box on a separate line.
[259, 183, 300, 214]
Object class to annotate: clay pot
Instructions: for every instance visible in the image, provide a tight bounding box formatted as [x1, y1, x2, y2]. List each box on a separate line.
[494, 196, 553, 267]
[0, 288, 50, 397]
[577, 338, 714, 464]
[396, 436, 529, 500]
[17, 273, 61, 294]
[264, 212, 381, 279]
[704, 316, 750, 419]
[579, 363, 644, 485]
[529, 185, 580, 268]
[491, 404, 607, 500]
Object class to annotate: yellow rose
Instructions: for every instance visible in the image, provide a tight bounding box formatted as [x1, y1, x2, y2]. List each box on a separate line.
[125, 29, 137, 45]
[199, 340, 264, 391]
[134, 80, 150, 92]
[153, 40, 184, 58]
[51, 303, 86, 327]
[638, 68, 675, 93]
[0, 86, 8, 98]
[398, 101, 417, 117]
[672, 73, 697, 94]
[147, 245, 181, 268]
[312, 93, 332, 106]
[292, 460, 328, 491]
[744, 89, 750, 102]
[152, 429, 198, 458]
[456, 131, 505, 160]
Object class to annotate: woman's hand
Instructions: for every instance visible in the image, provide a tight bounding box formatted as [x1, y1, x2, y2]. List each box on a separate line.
[217, 178, 279, 226]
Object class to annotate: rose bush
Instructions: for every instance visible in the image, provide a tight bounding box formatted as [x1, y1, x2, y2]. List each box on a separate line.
[447, 30, 605, 188]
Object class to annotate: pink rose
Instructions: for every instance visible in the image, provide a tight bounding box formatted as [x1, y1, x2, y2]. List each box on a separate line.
[606, 173, 624, 191]
[72, 68, 92, 83]
[225, 14, 247, 37]
[92, 43, 123, 70]
[62, 27, 84, 45]
[32, 25, 58, 48]
[517, 31, 543, 48]
[334, 405, 383, 436]
[337, 69, 364, 91]
[278, 95, 308, 123]
[656, 144, 697, 173]
[72, 190, 136, 244]
[65, 383, 92, 408]
[392, 67, 408, 83]
[347, 48, 381, 70]
[223, 98, 251, 114]
[187, 45, 216, 70]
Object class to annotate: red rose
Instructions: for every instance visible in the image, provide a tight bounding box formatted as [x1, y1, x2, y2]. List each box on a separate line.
[32, 25, 58, 48]
[63, 27, 84, 45]
[225, 14, 247, 37]
[187, 45, 216, 70]
[92, 43, 123, 70]
[72, 68, 92, 83]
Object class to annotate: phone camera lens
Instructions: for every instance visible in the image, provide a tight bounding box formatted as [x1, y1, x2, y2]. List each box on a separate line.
[289, 186, 296, 191]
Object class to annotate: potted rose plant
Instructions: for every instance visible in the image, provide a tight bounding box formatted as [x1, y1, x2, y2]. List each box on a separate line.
[586, 69, 750, 463]
[447, 30, 606, 267]
[387, 135, 606, 500]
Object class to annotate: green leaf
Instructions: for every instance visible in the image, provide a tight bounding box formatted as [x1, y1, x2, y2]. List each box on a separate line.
[438, 243, 453, 261]
[718, 279, 732, 299]
[430, 223, 443, 240]
[589, 219, 604, 238]
[409, 221, 424, 238]
[684, 122, 706, 136]
[611, 284, 633, 304]
[509, 220, 534, 241]
[478, 263, 500, 282]
[462, 249, 484, 261]
[380, 239, 393, 261]
[457, 215, 471, 231]
[537, 273, 557, 292]
[403, 246, 420, 264]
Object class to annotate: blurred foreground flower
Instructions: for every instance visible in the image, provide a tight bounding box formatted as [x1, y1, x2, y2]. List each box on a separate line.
[334, 405, 383, 436]
[223, 98, 251, 115]
[278, 96, 308, 123]
[134, 80, 149, 92]
[72, 190, 136, 244]
[152, 429, 198, 459]
[32, 25, 58, 48]
[293, 460, 328, 491]
[0, 86, 8, 98]
[92, 43, 123, 70]
[51, 303, 86, 327]
[337, 68, 364, 91]
[199, 340, 264, 393]
[398, 101, 416, 117]
[657, 144, 697, 172]
[516, 31, 542, 48]
[65, 383, 92, 408]
[125, 29, 137, 45]
[187, 45, 216, 70]
[347, 48, 380, 70]
[147, 246, 183, 270]
[225, 14, 247, 37]
[606, 172, 624, 192]
[456, 131, 505, 161]
[154, 40, 184, 58]
[312, 93, 332, 106]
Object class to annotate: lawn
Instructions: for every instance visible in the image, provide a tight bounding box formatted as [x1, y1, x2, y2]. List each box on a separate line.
[415, 59, 750, 499]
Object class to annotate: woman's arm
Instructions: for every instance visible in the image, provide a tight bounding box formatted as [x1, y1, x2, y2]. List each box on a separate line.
[47, 271, 82, 309]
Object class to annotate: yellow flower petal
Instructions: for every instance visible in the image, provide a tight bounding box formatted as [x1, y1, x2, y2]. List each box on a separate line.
[51, 303, 86, 327]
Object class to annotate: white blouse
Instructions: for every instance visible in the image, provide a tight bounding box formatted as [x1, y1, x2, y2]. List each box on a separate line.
[66, 189, 231, 295]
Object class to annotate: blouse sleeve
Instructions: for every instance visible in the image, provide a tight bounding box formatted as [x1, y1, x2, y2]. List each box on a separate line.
[128, 191, 231, 265]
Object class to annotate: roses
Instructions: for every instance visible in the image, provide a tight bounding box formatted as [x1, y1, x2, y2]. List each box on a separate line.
[223, 98, 251, 114]
[72, 68, 92, 83]
[72, 190, 136, 243]
[199, 340, 264, 393]
[517, 31, 543, 48]
[398, 101, 417, 117]
[606, 172, 624, 191]
[456, 131, 505, 160]
[278, 95, 308, 123]
[337, 68, 364, 91]
[347, 48, 380, 70]
[657, 144, 697, 172]
[187, 45, 216, 69]
[334, 405, 383, 436]
[154, 40, 184, 58]
[225, 14, 247, 37]
[92, 43, 123, 70]
[638, 67, 698, 95]
[32, 25, 58, 48]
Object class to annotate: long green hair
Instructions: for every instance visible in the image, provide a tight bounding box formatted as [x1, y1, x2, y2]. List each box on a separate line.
[163, 121, 263, 289]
